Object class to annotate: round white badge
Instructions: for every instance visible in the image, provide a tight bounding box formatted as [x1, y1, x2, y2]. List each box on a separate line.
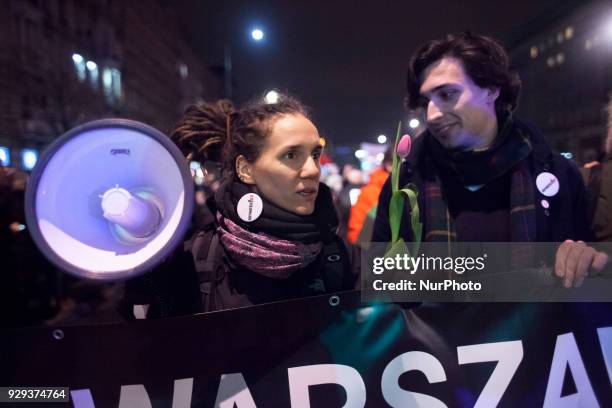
[535, 172, 559, 197]
[237, 193, 263, 222]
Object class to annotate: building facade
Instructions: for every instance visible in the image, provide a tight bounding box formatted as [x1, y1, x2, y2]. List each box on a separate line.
[507, 0, 612, 163]
[0, 0, 221, 169]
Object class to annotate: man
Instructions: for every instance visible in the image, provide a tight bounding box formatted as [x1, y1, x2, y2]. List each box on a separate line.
[372, 32, 608, 287]
[581, 96, 612, 242]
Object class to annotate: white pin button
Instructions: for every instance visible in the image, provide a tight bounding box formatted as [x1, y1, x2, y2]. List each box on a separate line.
[541, 199, 550, 209]
[237, 193, 263, 222]
[536, 172, 559, 197]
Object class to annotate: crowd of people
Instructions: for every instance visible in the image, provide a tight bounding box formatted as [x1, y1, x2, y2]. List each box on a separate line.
[1, 31, 611, 327]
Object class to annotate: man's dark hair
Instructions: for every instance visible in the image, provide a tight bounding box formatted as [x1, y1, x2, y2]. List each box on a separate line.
[406, 32, 522, 115]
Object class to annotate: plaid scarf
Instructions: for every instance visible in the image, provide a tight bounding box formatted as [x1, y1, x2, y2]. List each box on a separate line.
[421, 117, 536, 269]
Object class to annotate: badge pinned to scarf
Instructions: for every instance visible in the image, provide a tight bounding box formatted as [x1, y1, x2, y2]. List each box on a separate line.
[535, 172, 559, 197]
[237, 193, 263, 222]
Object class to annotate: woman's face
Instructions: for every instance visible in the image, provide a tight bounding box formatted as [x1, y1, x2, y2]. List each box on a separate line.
[241, 114, 323, 215]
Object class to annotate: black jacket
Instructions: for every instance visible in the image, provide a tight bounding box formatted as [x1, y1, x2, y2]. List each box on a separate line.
[122, 200, 360, 318]
[372, 117, 592, 243]
[581, 153, 612, 242]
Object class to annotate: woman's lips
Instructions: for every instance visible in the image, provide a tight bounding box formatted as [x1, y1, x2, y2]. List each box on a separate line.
[297, 188, 317, 199]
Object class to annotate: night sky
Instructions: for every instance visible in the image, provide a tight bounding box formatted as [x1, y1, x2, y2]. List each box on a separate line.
[170, 0, 577, 150]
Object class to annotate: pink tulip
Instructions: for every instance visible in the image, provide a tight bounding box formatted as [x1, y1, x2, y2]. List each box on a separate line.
[396, 134, 412, 159]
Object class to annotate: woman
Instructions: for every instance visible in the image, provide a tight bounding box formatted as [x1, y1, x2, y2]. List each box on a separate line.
[122, 94, 359, 318]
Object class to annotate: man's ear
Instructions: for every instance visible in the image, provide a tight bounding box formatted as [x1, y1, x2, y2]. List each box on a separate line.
[235, 155, 256, 185]
[487, 87, 500, 104]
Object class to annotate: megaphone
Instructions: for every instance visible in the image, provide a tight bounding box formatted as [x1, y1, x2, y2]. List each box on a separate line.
[25, 118, 194, 280]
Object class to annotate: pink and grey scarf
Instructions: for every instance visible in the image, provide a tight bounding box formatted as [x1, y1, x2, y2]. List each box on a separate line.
[217, 213, 323, 279]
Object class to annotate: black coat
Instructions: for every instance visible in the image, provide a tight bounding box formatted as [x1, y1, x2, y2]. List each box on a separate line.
[121, 201, 360, 318]
[372, 117, 592, 243]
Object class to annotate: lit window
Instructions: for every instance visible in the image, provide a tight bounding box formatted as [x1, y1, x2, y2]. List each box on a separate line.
[546, 57, 555, 67]
[0, 146, 10, 166]
[111, 68, 122, 101]
[87, 60, 99, 90]
[556, 53, 565, 64]
[530, 46, 538, 58]
[178, 63, 188, 79]
[22, 149, 38, 171]
[102, 67, 112, 96]
[72, 52, 86, 82]
[565, 26, 574, 39]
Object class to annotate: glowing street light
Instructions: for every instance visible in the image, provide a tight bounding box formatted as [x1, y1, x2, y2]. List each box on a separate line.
[22, 149, 38, 171]
[86, 60, 97, 71]
[72, 53, 84, 64]
[0, 146, 10, 166]
[377, 134, 387, 144]
[409, 118, 420, 129]
[265, 90, 279, 104]
[355, 149, 367, 159]
[251, 29, 264, 41]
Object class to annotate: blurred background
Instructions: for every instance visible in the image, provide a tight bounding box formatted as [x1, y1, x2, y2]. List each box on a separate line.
[1, 0, 611, 327]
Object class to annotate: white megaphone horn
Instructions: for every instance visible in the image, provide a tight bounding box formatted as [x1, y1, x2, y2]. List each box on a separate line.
[25, 118, 194, 280]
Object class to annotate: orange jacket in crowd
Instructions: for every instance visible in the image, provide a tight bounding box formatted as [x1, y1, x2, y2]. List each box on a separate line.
[347, 167, 390, 243]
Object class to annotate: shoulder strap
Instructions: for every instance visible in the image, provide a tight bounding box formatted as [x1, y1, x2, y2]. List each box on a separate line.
[189, 226, 224, 312]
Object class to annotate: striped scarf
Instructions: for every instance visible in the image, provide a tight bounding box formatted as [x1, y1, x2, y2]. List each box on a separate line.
[422, 120, 536, 269]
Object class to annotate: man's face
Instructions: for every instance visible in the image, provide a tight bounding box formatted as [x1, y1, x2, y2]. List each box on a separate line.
[419, 57, 499, 150]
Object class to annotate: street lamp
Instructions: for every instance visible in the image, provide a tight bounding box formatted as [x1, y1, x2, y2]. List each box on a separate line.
[251, 29, 264, 41]
[377, 134, 387, 144]
[265, 90, 279, 104]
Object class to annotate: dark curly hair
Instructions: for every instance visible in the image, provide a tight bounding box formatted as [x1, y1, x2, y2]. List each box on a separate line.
[170, 93, 308, 180]
[406, 32, 522, 115]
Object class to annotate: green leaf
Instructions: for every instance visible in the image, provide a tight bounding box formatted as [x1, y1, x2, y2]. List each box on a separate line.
[389, 190, 403, 244]
[384, 238, 410, 259]
[400, 184, 422, 255]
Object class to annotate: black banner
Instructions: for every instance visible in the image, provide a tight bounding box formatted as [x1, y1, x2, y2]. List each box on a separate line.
[2, 292, 612, 407]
